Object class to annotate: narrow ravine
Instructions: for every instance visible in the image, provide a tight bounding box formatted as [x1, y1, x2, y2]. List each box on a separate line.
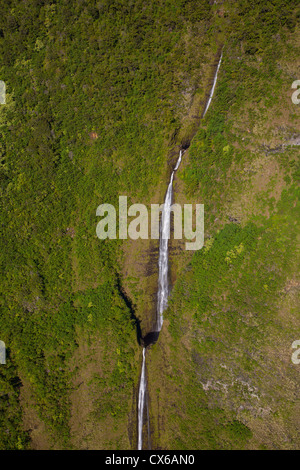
[137, 150, 183, 450]
[137, 51, 223, 450]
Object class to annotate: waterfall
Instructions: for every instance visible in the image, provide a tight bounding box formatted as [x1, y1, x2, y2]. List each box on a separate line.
[137, 347, 146, 450]
[202, 51, 223, 118]
[156, 150, 182, 331]
[137, 50, 223, 450]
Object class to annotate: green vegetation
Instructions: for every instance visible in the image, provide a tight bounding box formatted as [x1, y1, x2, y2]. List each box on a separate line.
[0, 352, 29, 449]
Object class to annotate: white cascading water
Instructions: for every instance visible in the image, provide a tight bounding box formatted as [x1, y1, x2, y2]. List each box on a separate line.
[137, 51, 223, 450]
[202, 51, 223, 118]
[156, 150, 182, 331]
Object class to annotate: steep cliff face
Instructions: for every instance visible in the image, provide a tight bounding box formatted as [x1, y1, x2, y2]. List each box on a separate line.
[0, 0, 299, 450]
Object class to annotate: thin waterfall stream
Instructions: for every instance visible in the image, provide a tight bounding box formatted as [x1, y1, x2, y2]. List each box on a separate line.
[137, 51, 223, 450]
[137, 347, 146, 450]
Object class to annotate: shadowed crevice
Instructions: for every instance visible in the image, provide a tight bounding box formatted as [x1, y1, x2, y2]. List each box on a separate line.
[116, 275, 142, 346]
[142, 330, 160, 348]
